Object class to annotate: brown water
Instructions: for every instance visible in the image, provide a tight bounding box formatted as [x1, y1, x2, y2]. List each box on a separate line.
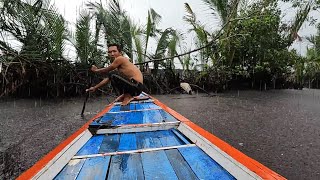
[1, 90, 320, 179]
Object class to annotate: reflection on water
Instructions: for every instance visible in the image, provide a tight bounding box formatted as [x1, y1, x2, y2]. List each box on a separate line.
[1, 90, 320, 179]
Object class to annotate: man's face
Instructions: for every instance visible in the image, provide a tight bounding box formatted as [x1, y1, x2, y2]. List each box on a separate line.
[108, 46, 121, 60]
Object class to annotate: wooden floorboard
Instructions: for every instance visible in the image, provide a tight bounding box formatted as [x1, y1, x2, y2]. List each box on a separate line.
[118, 133, 137, 151]
[54, 159, 85, 180]
[179, 146, 235, 180]
[141, 150, 178, 180]
[76, 135, 104, 156]
[76, 156, 110, 180]
[165, 149, 199, 180]
[136, 131, 163, 149]
[156, 130, 185, 147]
[107, 154, 144, 180]
[99, 134, 120, 153]
[142, 109, 164, 123]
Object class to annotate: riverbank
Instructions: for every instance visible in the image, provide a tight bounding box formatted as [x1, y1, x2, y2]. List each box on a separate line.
[1, 89, 320, 179]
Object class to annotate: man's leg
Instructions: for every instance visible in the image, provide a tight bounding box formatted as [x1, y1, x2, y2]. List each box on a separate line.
[114, 94, 124, 102]
[121, 93, 134, 106]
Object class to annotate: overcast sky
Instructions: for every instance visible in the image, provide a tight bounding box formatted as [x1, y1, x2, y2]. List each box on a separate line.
[51, 0, 320, 57]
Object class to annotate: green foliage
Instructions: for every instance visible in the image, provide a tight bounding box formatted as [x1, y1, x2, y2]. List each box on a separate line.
[2, 0, 320, 97]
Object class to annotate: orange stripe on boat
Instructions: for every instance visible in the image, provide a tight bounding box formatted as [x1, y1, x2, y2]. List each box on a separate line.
[17, 103, 115, 180]
[152, 95, 286, 180]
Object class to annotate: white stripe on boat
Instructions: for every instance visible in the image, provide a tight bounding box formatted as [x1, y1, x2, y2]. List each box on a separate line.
[72, 144, 197, 159]
[114, 99, 154, 105]
[107, 108, 162, 113]
[178, 123, 262, 180]
[96, 121, 180, 134]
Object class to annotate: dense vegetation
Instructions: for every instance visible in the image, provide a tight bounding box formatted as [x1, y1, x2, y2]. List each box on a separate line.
[1, 0, 320, 97]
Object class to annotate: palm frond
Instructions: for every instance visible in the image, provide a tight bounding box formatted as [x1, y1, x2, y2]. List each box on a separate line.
[202, 0, 228, 24]
[183, 3, 196, 25]
[75, 10, 92, 64]
[144, 8, 162, 55]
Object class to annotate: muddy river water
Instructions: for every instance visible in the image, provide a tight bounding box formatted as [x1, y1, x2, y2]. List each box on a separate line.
[1, 89, 320, 179]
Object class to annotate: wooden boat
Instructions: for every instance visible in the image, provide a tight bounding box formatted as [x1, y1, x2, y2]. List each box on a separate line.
[17, 93, 286, 180]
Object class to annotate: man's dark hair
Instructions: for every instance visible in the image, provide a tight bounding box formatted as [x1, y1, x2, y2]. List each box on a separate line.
[108, 43, 122, 52]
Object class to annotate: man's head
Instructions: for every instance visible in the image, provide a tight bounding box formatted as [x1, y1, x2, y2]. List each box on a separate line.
[108, 43, 122, 60]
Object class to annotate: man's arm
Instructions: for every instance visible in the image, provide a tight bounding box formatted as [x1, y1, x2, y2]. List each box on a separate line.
[86, 78, 110, 92]
[91, 57, 123, 74]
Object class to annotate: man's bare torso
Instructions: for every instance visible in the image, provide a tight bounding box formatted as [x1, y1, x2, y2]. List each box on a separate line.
[116, 57, 143, 83]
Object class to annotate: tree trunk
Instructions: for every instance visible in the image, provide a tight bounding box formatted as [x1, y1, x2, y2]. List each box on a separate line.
[259, 80, 262, 91]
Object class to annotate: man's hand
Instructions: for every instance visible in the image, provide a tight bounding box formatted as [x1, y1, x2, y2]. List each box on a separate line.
[91, 65, 98, 73]
[86, 87, 96, 92]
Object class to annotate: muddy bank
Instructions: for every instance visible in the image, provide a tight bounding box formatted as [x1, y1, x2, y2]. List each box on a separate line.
[1, 90, 320, 179]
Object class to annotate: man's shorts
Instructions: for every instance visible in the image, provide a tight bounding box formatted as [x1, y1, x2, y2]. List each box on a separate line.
[109, 72, 144, 96]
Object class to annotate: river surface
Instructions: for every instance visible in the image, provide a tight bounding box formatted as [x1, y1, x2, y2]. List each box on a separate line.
[1, 89, 320, 179]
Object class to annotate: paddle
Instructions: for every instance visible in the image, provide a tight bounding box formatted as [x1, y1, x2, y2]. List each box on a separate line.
[81, 90, 90, 117]
[81, 64, 93, 117]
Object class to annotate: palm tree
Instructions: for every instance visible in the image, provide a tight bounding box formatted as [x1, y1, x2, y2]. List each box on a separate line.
[88, 0, 133, 60]
[0, 0, 69, 97]
[285, 0, 316, 47]
[183, 3, 211, 69]
[144, 8, 162, 57]
[71, 10, 96, 65]
[131, 24, 145, 65]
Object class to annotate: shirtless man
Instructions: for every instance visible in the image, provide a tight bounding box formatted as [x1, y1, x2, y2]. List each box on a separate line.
[86, 43, 144, 105]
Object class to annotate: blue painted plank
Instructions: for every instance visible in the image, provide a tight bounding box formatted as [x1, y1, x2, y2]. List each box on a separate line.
[141, 110, 164, 123]
[100, 112, 127, 125]
[171, 129, 191, 144]
[141, 150, 178, 180]
[99, 113, 117, 124]
[135, 103, 144, 110]
[129, 103, 135, 110]
[179, 146, 235, 180]
[90, 121, 100, 126]
[165, 149, 199, 180]
[54, 159, 85, 180]
[139, 103, 150, 109]
[76, 135, 104, 156]
[99, 134, 120, 153]
[108, 105, 121, 112]
[120, 104, 130, 111]
[111, 111, 143, 125]
[147, 103, 161, 109]
[107, 154, 144, 180]
[156, 130, 184, 147]
[125, 111, 143, 125]
[137, 102, 159, 109]
[88, 116, 103, 125]
[118, 133, 137, 151]
[76, 156, 110, 180]
[136, 131, 163, 149]
[160, 110, 178, 122]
